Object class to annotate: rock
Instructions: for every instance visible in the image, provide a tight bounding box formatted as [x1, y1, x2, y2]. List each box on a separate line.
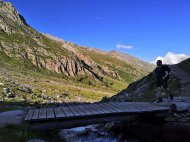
[10, 80, 20, 87]
[40, 93, 48, 99]
[0, 110, 25, 127]
[105, 121, 122, 132]
[3, 88, 10, 94]
[0, 83, 4, 86]
[131, 121, 162, 142]
[59, 126, 89, 141]
[163, 122, 190, 142]
[170, 102, 190, 112]
[3, 88, 16, 98]
[27, 139, 45, 142]
[18, 85, 32, 93]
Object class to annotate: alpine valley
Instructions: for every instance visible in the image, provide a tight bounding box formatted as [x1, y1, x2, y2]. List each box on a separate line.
[0, 1, 154, 103]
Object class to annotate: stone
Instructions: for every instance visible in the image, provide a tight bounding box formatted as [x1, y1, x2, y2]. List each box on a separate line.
[27, 139, 45, 142]
[0, 83, 4, 86]
[163, 122, 190, 142]
[10, 80, 20, 87]
[3, 88, 16, 98]
[105, 121, 122, 132]
[0, 110, 25, 127]
[171, 102, 190, 112]
[18, 85, 32, 93]
[59, 126, 89, 141]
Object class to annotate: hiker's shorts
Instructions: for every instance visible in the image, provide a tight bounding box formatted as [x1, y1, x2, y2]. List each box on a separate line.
[156, 78, 168, 89]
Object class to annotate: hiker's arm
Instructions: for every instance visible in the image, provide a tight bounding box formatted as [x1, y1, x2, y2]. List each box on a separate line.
[163, 71, 168, 79]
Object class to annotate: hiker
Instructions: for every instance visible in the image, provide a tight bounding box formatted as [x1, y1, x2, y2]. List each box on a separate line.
[154, 60, 172, 102]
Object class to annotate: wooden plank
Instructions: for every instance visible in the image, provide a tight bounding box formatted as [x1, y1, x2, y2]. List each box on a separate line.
[109, 102, 126, 112]
[38, 108, 47, 119]
[149, 103, 169, 109]
[109, 102, 135, 112]
[140, 103, 169, 111]
[61, 106, 75, 117]
[108, 102, 133, 112]
[75, 104, 92, 116]
[131, 103, 162, 112]
[69, 105, 86, 116]
[46, 107, 55, 119]
[104, 103, 124, 113]
[91, 103, 110, 114]
[25, 109, 34, 120]
[54, 107, 66, 118]
[132, 104, 154, 112]
[66, 105, 81, 117]
[109, 102, 129, 112]
[96, 103, 116, 113]
[137, 104, 160, 111]
[31, 109, 40, 120]
[84, 104, 102, 115]
[116, 102, 143, 112]
[132, 103, 168, 112]
[81, 103, 101, 115]
[105, 103, 126, 113]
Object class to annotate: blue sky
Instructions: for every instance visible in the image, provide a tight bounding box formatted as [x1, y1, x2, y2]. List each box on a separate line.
[4, 0, 190, 62]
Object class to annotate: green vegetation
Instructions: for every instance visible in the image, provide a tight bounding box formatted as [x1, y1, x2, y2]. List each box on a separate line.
[0, 51, 117, 103]
[0, 13, 150, 103]
[0, 124, 63, 142]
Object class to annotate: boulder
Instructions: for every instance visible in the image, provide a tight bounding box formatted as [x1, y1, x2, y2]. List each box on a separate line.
[163, 122, 190, 142]
[59, 126, 90, 142]
[170, 102, 190, 112]
[0, 110, 25, 127]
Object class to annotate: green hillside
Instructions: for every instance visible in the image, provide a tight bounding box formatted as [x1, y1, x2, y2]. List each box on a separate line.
[0, 1, 154, 103]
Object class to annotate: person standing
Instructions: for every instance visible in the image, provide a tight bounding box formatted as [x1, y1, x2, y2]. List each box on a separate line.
[154, 60, 172, 102]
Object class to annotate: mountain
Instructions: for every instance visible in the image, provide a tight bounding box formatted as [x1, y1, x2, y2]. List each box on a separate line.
[0, 1, 154, 103]
[109, 58, 190, 102]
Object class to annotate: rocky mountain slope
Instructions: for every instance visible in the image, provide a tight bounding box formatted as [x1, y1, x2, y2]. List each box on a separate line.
[109, 58, 190, 102]
[0, 1, 154, 103]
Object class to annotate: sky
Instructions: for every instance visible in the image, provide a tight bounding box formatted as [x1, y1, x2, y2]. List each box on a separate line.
[4, 0, 190, 62]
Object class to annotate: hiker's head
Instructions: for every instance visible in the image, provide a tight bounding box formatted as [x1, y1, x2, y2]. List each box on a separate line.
[156, 60, 162, 66]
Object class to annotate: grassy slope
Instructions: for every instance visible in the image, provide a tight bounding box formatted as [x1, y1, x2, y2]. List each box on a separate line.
[76, 46, 145, 83]
[0, 27, 135, 103]
[0, 14, 150, 103]
[132, 74, 181, 102]
[0, 51, 125, 103]
[179, 58, 190, 74]
[111, 71, 182, 102]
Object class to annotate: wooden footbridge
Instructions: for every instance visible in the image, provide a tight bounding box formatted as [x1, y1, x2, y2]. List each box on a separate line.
[25, 102, 170, 129]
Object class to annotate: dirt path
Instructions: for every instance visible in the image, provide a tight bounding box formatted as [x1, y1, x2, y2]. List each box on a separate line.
[170, 65, 190, 96]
